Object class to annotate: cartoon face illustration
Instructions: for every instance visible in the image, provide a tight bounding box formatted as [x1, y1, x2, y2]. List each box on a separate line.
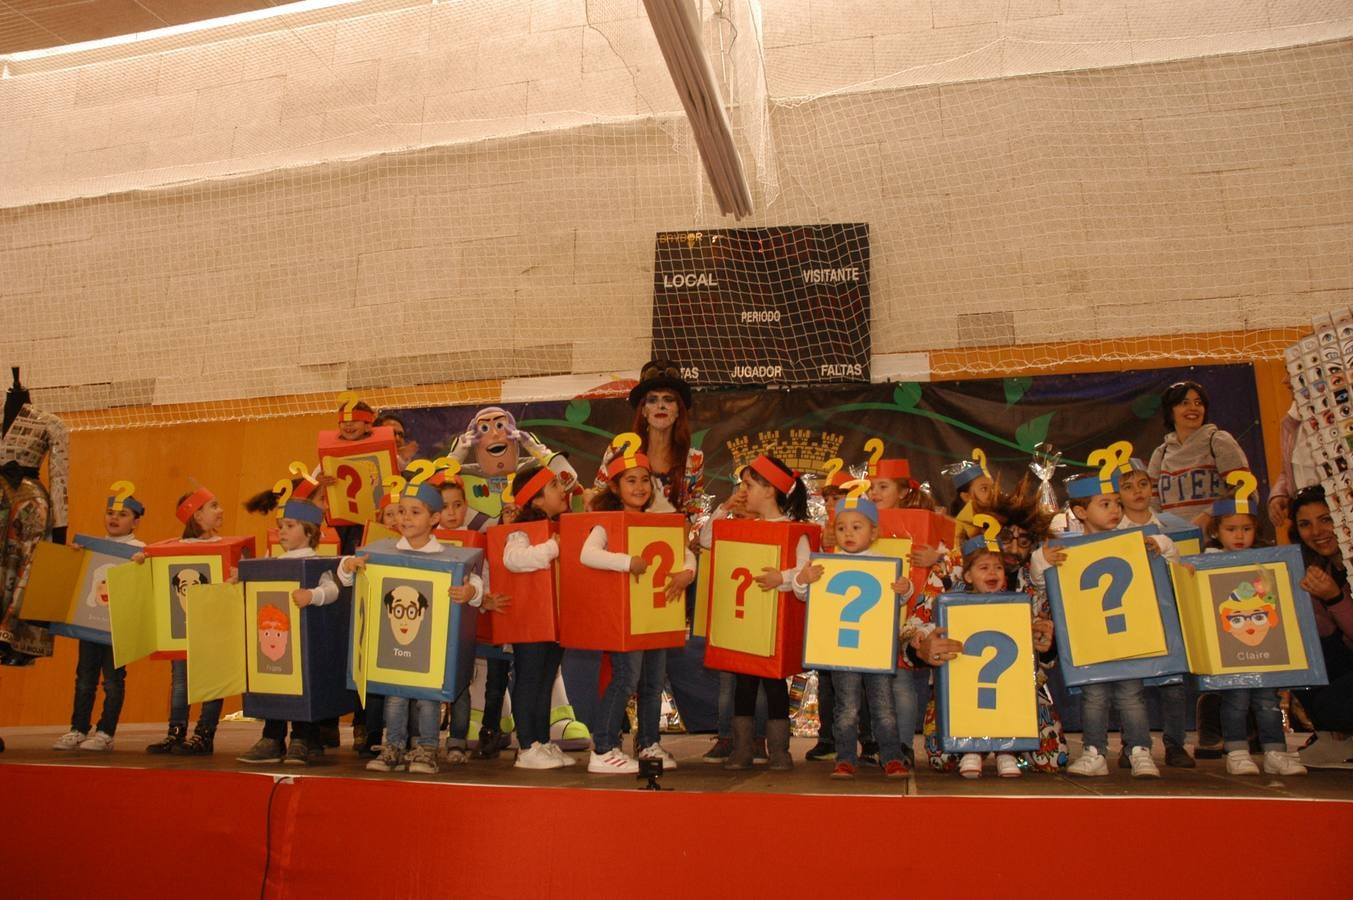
[472, 411, 518, 476]
[86, 563, 115, 608]
[384, 584, 428, 646]
[172, 567, 206, 614]
[1218, 578, 1278, 648]
[257, 604, 291, 662]
[168, 565, 210, 639]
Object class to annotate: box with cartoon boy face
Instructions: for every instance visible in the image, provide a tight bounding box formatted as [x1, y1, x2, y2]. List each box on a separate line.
[347, 543, 481, 705]
[703, 518, 821, 679]
[235, 557, 355, 722]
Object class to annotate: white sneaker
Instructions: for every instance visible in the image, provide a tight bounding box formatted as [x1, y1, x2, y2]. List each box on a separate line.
[514, 742, 564, 770]
[587, 747, 640, 774]
[1068, 747, 1109, 777]
[958, 753, 983, 779]
[544, 742, 577, 767]
[52, 730, 86, 750]
[1262, 750, 1308, 776]
[1129, 746, 1160, 778]
[80, 730, 114, 751]
[1225, 749, 1260, 775]
[995, 753, 1022, 778]
[638, 742, 678, 770]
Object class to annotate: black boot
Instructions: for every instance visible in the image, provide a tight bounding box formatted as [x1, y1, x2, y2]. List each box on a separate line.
[146, 723, 187, 754]
[173, 723, 216, 755]
[473, 728, 503, 760]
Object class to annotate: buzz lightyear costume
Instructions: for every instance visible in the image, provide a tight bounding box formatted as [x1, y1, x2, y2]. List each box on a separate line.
[446, 407, 578, 523]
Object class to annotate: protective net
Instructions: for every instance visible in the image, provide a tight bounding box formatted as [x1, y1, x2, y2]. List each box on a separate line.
[1, 0, 1351, 430]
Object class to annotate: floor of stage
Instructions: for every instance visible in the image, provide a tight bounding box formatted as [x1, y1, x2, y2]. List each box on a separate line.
[4, 719, 1351, 801]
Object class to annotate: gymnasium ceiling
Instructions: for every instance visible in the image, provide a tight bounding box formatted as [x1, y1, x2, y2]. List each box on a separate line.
[0, 1, 297, 54]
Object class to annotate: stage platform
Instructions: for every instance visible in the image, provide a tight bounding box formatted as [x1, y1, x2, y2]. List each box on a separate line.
[3, 721, 1352, 898]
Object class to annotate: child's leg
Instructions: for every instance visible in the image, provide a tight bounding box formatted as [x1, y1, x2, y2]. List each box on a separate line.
[1219, 689, 1252, 753]
[1112, 679, 1150, 752]
[536, 642, 564, 744]
[1250, 689, 1287, 753]
[383, 695, 410, 749]
[832, 671, 864, 766]
[816, 670, 835, 745]
[262, 720, 287, 743]
[885, 670, 916, 765]
[70, 640, 101, 734]
[448, 688, 470, 748]
[197, 698, 224, 734]
[1079, 682, 1110, 754]
[1158, 682, 1188, 751]
[510, 643, 544, 747]
[95, 646, 127, 737]
[636, 648, 667, 749]
[414, 700, 440, 750]
[761, 676, 789, 718]
[364, 693, 386, 747]
[762, 676, 792, 769]
[717, 670, 736, 739]
[593, 650, 643, 754]
[168, 659, 189, 726]
[481, 656, 511, 735]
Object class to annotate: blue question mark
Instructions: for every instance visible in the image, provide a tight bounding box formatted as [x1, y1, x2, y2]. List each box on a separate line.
[1079, 557, 1133, 635]
[962, 631, 1019, 709]
[828, 570, 882, 649]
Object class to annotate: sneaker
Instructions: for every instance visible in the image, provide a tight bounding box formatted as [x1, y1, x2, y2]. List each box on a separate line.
[1298, 731, 1353, 768]
[959, 753, 983, 779]
[702, 737, 733, 764]
[752, 738, 769, 765]
[544, 742, 577, 767]
[1128, 746, 1160, 778]
[407, 745, 439, 775]
[637, 742, 678, 770]
[365, 745, 404, 772]
[995, 753, 1022, 778]
[830, 762, 856, 779]
[587, 747, 640, 774]
[52, 730, 86, 751]
[884, 759, 909, 779]
[859, 740, 880, 767]
[514, 742, 564, 770]
[80, 730, 114, 751]
[1068, 747, 1109, 777]
[445, 747, 467, 766]
[805, 740, 836, 762]
[236, 738, 285, 764]
[1226, 749, 1260, 775]
[1262, 750, 1308, 776]
[283, 739, 312, 767]
[1163, 742, 1196, 769]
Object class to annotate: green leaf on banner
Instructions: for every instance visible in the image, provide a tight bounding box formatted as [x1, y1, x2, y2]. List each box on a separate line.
[1015, 413, 1055, 451]
[564, 399, 591, 425]
[1131, 392, 1161, 420]
[893, 382, 922, 409]
[1003, 376, 1033, 407]
[691, 428, 709, 451]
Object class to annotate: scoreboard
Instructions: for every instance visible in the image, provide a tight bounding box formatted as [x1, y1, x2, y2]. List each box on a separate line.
[652, 223, 871, 388]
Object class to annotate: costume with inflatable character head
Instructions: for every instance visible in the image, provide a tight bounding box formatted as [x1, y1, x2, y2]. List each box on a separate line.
[446, 406, 578, 523]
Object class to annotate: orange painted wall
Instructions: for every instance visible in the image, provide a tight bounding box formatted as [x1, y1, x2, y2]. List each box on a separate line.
[0, 344, 1299, 728]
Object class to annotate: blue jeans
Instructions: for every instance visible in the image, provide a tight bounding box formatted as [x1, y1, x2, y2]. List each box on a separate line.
[511, 641, 562, 748]
[1220, 689, 1285, 753]
[447, 687, 471, 746]
[834, 671, 902, 766]
[384, 695, 439, 750]
[594, 650, 644, 754]
[481, 656, 511, 733]
[636, 648, 667, 748]
[169, 658, 222, 731]
[1080, 678, 1149, 753]
[717, 670, 767, 739]
[71, 640, 125, 736]
[1157, 681, 1188, 748]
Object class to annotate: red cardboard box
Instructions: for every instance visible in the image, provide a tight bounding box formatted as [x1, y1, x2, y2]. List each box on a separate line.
[318, 427, 398, 526]
[485, 520, 560, 645]
[144, 535, 256, 660]
[558, 512, 688, 651]
[703, 518, 820, 678]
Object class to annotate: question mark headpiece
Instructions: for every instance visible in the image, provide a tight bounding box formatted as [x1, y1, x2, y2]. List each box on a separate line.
[1211, 470, 1259, 518]
[1068, 440, 1134, 499]
[961, 513, 1003, 557]
[107, 480, 144, 517]
[944, 448, 990, 490]
[336, 390, 374, 424]
[402, 460, 447, 513]
[604, 432, 651, 481]
[834, 479, 878, 525]
[376, 476, 407, 511]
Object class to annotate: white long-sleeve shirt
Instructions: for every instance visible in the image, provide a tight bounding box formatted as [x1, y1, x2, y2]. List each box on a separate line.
[336, 536, 484, 607]
[580, 524, 697, 574]
[502, 528, 559, 573]
[102, 532, 145, 548]
[698, 508, 812, 597]
[278, 545, 341, 606]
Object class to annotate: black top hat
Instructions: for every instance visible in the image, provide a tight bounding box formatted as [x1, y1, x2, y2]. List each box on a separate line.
[628, 359, 693, 408]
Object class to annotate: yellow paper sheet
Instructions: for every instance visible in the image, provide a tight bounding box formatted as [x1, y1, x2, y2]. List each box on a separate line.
[627, 525, 687, 636]
[185, 582, 246, 704]
[19, 541, 86, 623]
[803, 555, 899, 670]
[945, 601, 1039, 740]
[708, 540, 780, 657]
[109, 560, 157, 668]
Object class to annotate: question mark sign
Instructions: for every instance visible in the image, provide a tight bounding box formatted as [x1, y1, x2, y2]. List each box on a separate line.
[640, 541, 676, 608]
[108, 480, 135, 512]
[435, 457, 461, 483]
[827, 569, 882, 650]
[863, 438, 884, 476]
[272, 478, 295, 519]
[335, 464, 364, 516]
[730, 566, 755, 619]
[337, 390, 360, 420]
[821, 457, 844, 485]
[1226, 469, 1258, 503]
[962, 630, 1019, 709]
[973, 513, 1001, 549]
[406, 460, 437, 487]
[289, 461, 317, 485]
[611, 432, 643, 459]
[1080, 556, 1133, 635]
[383, 475, 407, 505]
